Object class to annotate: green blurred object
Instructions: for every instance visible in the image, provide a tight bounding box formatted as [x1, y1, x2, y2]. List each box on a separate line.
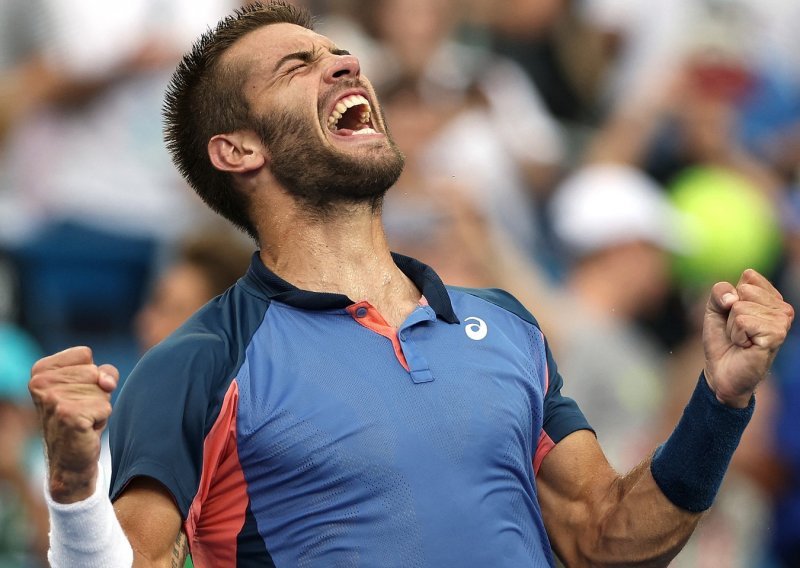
[185, 555, 193, 568]
[669, 166, 782, 287]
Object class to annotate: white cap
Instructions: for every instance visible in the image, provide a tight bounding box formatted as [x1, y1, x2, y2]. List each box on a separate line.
[551, 164, 688, 256]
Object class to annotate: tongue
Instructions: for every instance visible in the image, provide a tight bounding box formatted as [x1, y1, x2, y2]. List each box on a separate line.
[335, 128, 355, 136]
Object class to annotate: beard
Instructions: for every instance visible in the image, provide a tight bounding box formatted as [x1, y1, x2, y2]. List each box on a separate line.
[254, 106, 405, 216]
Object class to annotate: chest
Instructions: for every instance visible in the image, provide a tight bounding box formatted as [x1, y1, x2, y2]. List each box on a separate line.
[233, 306, 547, 481]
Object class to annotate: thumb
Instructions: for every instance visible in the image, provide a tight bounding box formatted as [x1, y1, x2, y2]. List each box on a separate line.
[97, 364, 120, 394]
[707, 281, 739, 316]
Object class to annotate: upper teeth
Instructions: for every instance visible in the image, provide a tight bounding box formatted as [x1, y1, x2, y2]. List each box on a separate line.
[327, 94, 372, 130]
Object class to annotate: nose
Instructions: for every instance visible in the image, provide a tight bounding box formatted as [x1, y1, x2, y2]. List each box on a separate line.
[323, 54, 361, 84]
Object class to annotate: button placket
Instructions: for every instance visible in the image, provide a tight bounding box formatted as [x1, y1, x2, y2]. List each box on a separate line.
[397, 306, 437, 384]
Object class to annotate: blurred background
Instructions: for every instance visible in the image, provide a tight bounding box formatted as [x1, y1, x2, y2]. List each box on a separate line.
[2, 0, 800, 565]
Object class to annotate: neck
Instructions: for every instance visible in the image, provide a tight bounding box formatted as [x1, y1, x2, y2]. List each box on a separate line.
[256, 197, 421, 326]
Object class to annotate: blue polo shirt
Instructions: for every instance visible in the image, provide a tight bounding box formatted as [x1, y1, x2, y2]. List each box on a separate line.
[109, 252, 591, 567]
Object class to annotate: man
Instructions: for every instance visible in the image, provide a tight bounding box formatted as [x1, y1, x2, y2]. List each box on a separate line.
[28, 2, 794, 567]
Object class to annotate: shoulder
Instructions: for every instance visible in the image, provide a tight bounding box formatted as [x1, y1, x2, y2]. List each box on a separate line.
[122, 285, 269, 400]
[447, 286, 540, 328]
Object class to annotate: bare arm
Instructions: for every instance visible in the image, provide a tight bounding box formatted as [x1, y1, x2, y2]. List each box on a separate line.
[538, 269, 793, 567]
[537, 431, 699, 567]
[29, 347, 188, 567]
[114, 478, 187, 568]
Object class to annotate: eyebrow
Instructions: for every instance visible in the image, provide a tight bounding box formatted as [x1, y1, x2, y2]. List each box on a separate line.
[272, 47, 351, 72]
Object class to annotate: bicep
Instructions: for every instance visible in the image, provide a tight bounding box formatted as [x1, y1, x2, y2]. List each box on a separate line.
[537, 430, 701, 567]
[536, 430, 620, 564]
[114, 477, 187, 567]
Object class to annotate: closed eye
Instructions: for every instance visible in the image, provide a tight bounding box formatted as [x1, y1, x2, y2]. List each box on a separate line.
[274, 50, 315, 74]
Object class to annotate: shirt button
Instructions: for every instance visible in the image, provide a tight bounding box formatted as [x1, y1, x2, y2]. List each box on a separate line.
[355, 306, 368, 318]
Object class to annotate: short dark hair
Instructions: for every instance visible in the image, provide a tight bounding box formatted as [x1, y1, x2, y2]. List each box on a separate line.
[163, 1, 313, 241]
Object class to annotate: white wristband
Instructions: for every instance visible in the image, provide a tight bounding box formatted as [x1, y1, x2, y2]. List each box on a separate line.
[45, 465, 134, 568]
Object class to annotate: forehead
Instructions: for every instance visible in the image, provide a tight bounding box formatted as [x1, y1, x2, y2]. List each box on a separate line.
[225, 23, 336, 74]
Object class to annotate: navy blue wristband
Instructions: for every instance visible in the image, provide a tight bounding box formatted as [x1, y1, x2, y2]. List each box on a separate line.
[650, 372, 755, 513]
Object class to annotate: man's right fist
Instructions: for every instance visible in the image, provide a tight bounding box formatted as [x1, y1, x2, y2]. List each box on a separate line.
[28, 346, 119, 503]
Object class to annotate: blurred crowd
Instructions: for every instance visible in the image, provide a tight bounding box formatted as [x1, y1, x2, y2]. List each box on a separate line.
[2, 0, 800, 566]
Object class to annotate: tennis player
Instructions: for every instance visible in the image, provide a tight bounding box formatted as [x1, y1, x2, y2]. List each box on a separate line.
[29, 2, 793, 566]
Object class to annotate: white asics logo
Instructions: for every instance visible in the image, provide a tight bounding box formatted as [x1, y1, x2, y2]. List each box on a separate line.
[464, 317, 488, 340]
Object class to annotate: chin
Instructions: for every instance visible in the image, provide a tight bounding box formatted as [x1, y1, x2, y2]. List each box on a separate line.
[258, 105, 404, 207]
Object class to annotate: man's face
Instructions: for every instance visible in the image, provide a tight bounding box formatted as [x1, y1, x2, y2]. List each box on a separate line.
[227, 23, 404, 212]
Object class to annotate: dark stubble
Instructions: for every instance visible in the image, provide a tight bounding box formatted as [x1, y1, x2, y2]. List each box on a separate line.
[255, 105, 405, 217]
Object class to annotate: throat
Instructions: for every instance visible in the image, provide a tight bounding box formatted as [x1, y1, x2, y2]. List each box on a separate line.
[263, 242, 420, 321]
[256, 189, 415, 313]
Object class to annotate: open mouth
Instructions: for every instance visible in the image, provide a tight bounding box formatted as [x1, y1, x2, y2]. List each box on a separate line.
[326, 94, 378, 136]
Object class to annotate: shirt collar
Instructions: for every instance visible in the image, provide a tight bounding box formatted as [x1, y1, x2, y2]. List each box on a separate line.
[240, 251, 459, 324]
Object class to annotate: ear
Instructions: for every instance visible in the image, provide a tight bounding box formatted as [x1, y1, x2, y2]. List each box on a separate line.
[208, 131, 267, 174]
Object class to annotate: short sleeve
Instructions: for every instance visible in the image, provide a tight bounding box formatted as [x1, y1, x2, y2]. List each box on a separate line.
[108, 331, 234, 518]
[541, 336, 594, 444]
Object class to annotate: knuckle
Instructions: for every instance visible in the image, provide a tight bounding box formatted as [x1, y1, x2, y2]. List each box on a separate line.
[53, 403, 73, 423]
[28, 375, 45, 393]
[75, 345, 93, 361]
[38, 391, 54, 409]
[30, 357, 48, 375]
[32, 384, 52, 403]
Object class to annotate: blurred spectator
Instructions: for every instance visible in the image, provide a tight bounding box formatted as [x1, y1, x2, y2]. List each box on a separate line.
[1, 0, 233, 244]
[0, 0, 235, 364]
[584, 0, 800, 178]
[464, 0, 609, 124]
[548, 164, 683, 471]
[770, 189, 800, 567]
[0, 323, 46, 567]
[0, 222, 46, 566]
[0, 0, 47, 149]
[135, 229, 253, 352]
[575, 24, 790, 562]
[586, 59, 783, 198]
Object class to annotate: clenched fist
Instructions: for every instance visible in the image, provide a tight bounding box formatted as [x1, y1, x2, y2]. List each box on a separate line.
[704, 269, 795, 408]
[28, 346, 119, 503]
